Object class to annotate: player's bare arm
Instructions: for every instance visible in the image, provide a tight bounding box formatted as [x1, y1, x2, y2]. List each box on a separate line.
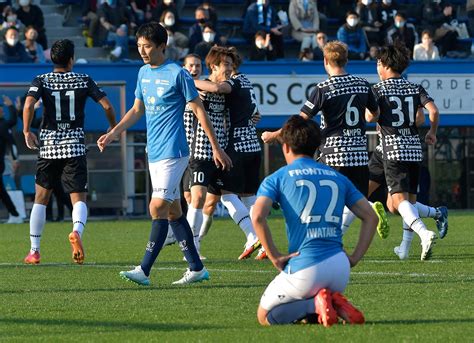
[262, 111, 310, 144]
[252, 196, 299, 271]
[194, 79, 232, 94]
[97, 98, 145, 152]
[98, 97, 117, 131]
[347, 198, 378, 267]
[22, 95, 39, 150]
[365, 107, 380, 123]
[424, 101, 439, 145]
[416, 107, 426, 127]
[188, 97, 232, 170]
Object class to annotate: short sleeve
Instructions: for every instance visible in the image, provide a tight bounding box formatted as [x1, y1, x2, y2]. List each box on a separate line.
[300, 86, 324, 118]
[134, 68, 144, 101]
[418, 84, 434, 107]
[224, 78, 239, 93]
[26, 77, 43, 100]
[342, 175, 364, 208]
[257, 173, 280, 204]
[366, 85, 379, 113]
[87, 77, 106, 102]
[177, 68, 199, 102]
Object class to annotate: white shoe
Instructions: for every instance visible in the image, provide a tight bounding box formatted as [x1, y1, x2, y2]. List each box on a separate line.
[164, 227, 176, 246]
[119, 266, 150, 286]
[7, 215, 23, 224]
[172, 267, 209, 285]
[394, 246, 409, 260]
[420, 231, 437, 261]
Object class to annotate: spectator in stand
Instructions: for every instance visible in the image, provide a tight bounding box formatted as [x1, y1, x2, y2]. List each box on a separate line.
[129, 0, 149, 24]
[151, 0, 179, 24]
[0, 1, 11, 14]
[312, 30, 327, 60]
[422, 0, 458, 56]
[387, 12, 418, 57]
[337, 11, 367, 60]
[365, 44, 379, 60]
[164, 27, 180, 61]
[81, 0, 99, 48]
[288, 0, 320, 51]
[1, 6, 24, 36]
[243, 0, 285, 58]
[194, 23, 220, 61]
[22, 25, 45, 63]
[16, 0, 47, 50]
[377, 0, 398, 32]
[298, 47, 314, 61]
[160, 9, 188, 53]
[355, 0, 383, 45]
[413, 30, 440, 60]
[249, 30, 276, 61]
[97, 0, 136, 53]
[189, 6, 222, 53]
[201, 1, 218, 29]
[0, 27, 33, 63]
[468, 0, 474, 38]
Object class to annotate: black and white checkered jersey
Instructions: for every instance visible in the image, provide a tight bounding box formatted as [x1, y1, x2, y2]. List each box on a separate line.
[372, 77, 433, 162]
[301, 74, 378, 167]
[190, 85, 228, 160]
[183, 103, 194, 148]
[26, 71, 106, 159]
[224, 73, 261, 154]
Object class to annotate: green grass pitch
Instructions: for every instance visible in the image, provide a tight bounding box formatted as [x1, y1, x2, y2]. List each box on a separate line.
[1, 211, 473, 342]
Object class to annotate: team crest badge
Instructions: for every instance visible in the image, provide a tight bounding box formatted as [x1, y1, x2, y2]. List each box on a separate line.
[157, 87, 165, 97]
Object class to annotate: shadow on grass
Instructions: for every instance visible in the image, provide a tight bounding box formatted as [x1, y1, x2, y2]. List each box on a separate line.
[0, 317, 221, 332]
[367, 318, 474, 325]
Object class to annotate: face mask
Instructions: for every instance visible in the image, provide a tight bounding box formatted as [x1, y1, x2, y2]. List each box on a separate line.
[6, 37, 18, 46]
[361, 0, 372, 5]
[255, 41, 265, 49]
[202, 32, 215, 43]
[6, 15, 17, 22]
[395, 21, 405, 28]
[347, 18, 358, 27]
[164, 17, 175, 27]
[19, 0, 29, 6]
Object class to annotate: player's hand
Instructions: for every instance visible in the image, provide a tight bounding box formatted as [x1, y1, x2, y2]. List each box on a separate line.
[425, 130, 437, 145]
[270, 251, 300, 272]
[213, 147, 232, 171]
[261, 131, 278, 144]
[24, 132, 39, 150]
[97, 132, 117, 152]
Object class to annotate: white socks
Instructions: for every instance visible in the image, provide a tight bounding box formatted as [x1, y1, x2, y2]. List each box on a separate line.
[221, 194, 257, 244]
[29, 203, 46, 253]
[397, 200, 429, 237]
[400, 221, 414, 252]
[72, 201, 87, 237]
[415, 202, 439, 218]
[241, 195, 257, 218]
[199, 213, 213, 239]
[186, 205, 203, 253]
[341, 206, 357, 235]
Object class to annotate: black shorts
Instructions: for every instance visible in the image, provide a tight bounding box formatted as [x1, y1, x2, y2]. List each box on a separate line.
[36, 156, 88, 194]
[383, 160, 420, 195]
[181, 167, 191, 193]
[337, 165, 369, 197]
[368, 150, 386, 186]
[189, 159, 222, 188]
[221, 151, 261, 194]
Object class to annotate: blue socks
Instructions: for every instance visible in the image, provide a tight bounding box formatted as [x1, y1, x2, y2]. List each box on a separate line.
[140, 219, 168, 276]
[267, 299, 315, 325]
[169, 215, 203, 272]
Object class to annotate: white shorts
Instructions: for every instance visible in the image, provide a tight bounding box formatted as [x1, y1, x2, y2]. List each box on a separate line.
[259, 251, 350, 311]
[149, 156, 189, 202]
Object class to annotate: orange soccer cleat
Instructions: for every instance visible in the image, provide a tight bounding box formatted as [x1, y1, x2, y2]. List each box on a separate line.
[332, 292, 365, 324]
[238, 240, 261, 260]
[68, 231, 85, 264]
[315, 288, 338, 327]
[24, 251, 41, 264]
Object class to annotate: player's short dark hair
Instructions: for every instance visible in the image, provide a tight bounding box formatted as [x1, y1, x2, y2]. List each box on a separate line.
[281, 115, 321, 157]
[50, 39, 75, 67]
[377, 42, 410, 74]
[205, 46, 232, 71]
[136, 21, 167, 47]
[183, 53, 201, 64]
[227, 46, 242, 70]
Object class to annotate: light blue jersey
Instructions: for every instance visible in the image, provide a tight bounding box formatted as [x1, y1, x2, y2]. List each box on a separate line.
[257, 157, 363, 273]
[135, 61, 198, 162]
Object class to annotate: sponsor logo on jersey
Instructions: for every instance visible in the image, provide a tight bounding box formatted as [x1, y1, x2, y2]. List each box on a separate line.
[28, 86, 38, 92]
[304, 100, 315, 109]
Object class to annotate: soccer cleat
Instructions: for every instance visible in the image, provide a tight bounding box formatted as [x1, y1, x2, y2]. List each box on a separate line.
[238, 240, 261, 260]
[7, 215, 23, 224]
[255, 247, 268, 260]
[68, 231, 85, 264]
[393, 246, 409, 260]
[332, 292, 365, 324]
[314, 288, 338, 327]
[372, 201, 389, 239]
[24, 251, 40, 264]
[435, 206, 448, 239]
[172, 267, 209, 285]
[119, 266, 150, 286]
[420, 231, 437, 261]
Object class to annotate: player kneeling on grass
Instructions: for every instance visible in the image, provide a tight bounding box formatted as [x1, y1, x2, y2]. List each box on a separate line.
[252, 116, 377, 326]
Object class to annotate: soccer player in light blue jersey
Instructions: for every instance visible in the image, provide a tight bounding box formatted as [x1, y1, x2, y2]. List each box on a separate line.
[252, 116, 377, 326]
[98, 22, 231, 286]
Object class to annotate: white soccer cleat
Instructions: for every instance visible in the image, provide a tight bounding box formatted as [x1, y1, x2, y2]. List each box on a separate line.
[393, 246, 409, 260]
[172, 267, 209, 285]
[119, 265, 150, 286]
[420, 231, 437, 261]
[7, 215, 23, 224]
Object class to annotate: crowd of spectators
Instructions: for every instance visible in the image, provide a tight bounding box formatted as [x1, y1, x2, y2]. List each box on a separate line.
[1, 0, 473, 64]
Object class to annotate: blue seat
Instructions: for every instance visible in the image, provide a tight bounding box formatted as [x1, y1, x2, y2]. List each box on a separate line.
[2, 175, 16, 191]
[20, 175, 36, 196]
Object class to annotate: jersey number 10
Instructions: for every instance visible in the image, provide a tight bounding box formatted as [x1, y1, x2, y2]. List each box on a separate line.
[52, 90, 76, 121]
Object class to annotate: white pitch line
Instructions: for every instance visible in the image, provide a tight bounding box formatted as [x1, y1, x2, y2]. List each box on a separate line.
[1, 262, 472, 279]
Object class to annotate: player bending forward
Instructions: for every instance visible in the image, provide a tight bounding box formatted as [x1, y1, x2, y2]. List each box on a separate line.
[252, 116, 377, 326]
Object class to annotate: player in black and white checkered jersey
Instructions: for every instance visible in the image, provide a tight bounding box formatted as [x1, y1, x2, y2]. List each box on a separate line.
[195, 46, 264, 260]
[22, 39, 117, 266]
[373, 43, 441, 261]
